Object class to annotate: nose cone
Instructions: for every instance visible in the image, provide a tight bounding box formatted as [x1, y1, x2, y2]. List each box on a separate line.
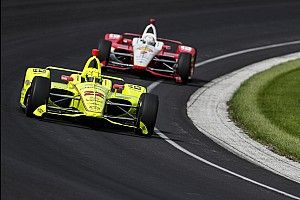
[76, 83, 108, 118]
[133, 45, 155, 67]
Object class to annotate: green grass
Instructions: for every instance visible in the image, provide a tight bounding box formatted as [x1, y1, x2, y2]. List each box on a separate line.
[229, 59, 300, 161]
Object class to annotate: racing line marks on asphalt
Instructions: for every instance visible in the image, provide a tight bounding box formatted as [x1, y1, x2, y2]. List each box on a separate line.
[147, 40, 300, 200]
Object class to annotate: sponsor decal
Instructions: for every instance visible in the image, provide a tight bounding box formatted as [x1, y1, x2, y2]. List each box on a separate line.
[33, 68, 47, 73]
[84, 85, 93, 89]
[180, 46, 192, 52]
[37, 107, 44, 113]
[88, 105, 99, 110]
[109, 34, 120, 39]
[83, 84, 105, 91]
[84, 91, 104, 98]
[128, 84, 142, 91]
[137, 46, 153, 54]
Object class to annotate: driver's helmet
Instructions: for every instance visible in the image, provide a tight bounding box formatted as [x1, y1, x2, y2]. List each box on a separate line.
[144, 35, 155, 46]
[84, 68, 101, 83]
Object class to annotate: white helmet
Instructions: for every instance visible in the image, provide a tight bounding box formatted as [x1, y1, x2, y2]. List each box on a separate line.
[144, 35, 155, 46]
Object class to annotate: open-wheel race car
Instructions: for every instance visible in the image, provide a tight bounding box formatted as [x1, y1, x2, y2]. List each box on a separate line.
[98, 19, 197, 84]
[19, 49, 159, 136]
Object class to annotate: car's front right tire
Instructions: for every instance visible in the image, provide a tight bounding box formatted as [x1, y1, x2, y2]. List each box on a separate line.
[25, 76, 50, 117]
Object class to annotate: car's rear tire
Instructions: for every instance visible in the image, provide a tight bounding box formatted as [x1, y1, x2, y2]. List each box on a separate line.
[135, 93, 159, 137]
[98, 39, 112, 66]
[25, 76, 50, 117]
[177, 52, 192, 84]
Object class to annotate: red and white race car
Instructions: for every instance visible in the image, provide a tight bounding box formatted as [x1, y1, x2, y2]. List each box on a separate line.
[97, 19, 197, 84]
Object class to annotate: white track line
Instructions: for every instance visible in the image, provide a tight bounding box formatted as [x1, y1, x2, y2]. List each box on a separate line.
[155, 129, 300, 200]
[147, 40, 300, 200]
[147, 80, 162, 92]
[195, 40, 300, 67]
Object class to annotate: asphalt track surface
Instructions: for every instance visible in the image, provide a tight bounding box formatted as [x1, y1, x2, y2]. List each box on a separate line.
[2, 0, 300, 199]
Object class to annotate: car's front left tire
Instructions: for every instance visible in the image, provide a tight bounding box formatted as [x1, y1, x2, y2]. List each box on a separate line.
[177, 52, 192, 84]
[135, 93, 159, 136]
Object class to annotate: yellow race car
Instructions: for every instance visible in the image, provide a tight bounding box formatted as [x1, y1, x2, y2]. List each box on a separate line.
[19, 49, 159, 136]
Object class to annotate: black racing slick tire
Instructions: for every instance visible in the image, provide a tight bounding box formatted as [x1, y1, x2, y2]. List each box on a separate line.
[135, 93, 159, 137]
[25, 76, 50, 117]
[177, 52, 192, 84]
[189, 48, 197, 80]
[98, 39, 112, 66]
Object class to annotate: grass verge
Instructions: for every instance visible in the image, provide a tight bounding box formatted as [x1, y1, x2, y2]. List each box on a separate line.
[229, 59, 300, 161]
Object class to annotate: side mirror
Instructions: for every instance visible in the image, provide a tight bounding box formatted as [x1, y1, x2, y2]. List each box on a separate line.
[163, 45, 171, 50]
[61, 75, 74, 82]
[113, 84, 124, 90]
[123, 39, 132, 45]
